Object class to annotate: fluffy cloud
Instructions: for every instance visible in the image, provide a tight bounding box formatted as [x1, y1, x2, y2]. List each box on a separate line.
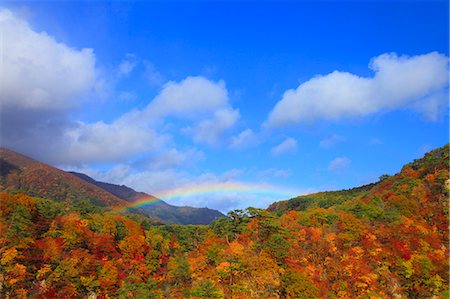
[59, 121, 168, 165]
[115, 76, 239, 146]
[182, 108, 240, 145]
[141, 148, 205, 170]
[54, 75, 239, 163]
[145, 76, 230, 119]
[142, 76, 240, 145]
[328, 157, 351, 172]
[0, 8, 101, 164]
[0, 9, 165, 165]
[229, 129, 259, 150]
[271, 137, 298, 156]
[267, 52, 448, 127]
[0, 9, 237, 164]
[0, 9, 96, 110]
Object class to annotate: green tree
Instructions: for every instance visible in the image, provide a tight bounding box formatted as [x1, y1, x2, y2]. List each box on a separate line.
[191, 281, 223, 298]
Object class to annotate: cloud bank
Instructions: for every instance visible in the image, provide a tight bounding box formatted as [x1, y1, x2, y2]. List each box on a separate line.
[0, 9, 239, 164]
[0, 9, 96, 111]
[146, 76, 229, 119]
[267, 52, 448, 127]
[0, 8, 98, 163]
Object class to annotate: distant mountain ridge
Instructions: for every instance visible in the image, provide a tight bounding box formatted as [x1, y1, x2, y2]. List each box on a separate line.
[268, 143, 449, 217]
[0, 147, 224, 225]
[69, 171, 225, 225]
[68, 171, 152, 202]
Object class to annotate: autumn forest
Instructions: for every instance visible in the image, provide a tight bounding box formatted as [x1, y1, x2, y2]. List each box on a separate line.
[0, 144, 448, 298]
[1, 1, 449, 298]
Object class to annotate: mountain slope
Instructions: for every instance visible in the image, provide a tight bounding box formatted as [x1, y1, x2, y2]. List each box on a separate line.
[69, 171, 225, 225]
[268, 143, 449, 227]
[68, 171, 151, 202]
[268, 182, 376, 215]
[0, 147, 223, 225]
[0, 148, 130, 209]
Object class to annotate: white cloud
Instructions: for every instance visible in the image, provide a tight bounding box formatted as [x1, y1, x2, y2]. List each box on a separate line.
[145, 76, 230, 119]
[0, 8, 96, 110]
[182, 108, 240, 145]
[328, 157, 351, 172]
[0, 8, 104, 164]
[142, 148, 205, 170]
[0, 8, 254, 169]
[411, 91, 448, 122]
[271, 137, 298, 156]
[229, 129, 259, 150]
[0, 10, 166, 166]
[59, 120, 168, 164]
[48, 75, 238, 163]
[319, 134, 346, 149]
[266, 52, 449, 127]
[139, 76, 240, 145]
[43, 73, 239, 163]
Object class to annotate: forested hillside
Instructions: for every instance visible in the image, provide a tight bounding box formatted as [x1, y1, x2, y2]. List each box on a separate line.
[0, 144, 448, 298]
[0, 148, 130, 209]
[0, 148, 223, 225]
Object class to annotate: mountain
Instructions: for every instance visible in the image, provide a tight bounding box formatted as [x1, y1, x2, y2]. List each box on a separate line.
[267, 183, 376, 214]
[0, 147, 130, 209]
[0, 147, 223, 225]
[69, 171, 225, 225]
[68, 171, 152, 202]
[268, 143, 449, 222]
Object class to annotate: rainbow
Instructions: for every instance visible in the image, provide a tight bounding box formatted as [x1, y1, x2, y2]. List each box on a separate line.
[111, 182, 298, 214]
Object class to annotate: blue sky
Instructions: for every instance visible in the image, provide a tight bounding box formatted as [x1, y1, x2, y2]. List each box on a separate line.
[1, 1, 448, 212]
